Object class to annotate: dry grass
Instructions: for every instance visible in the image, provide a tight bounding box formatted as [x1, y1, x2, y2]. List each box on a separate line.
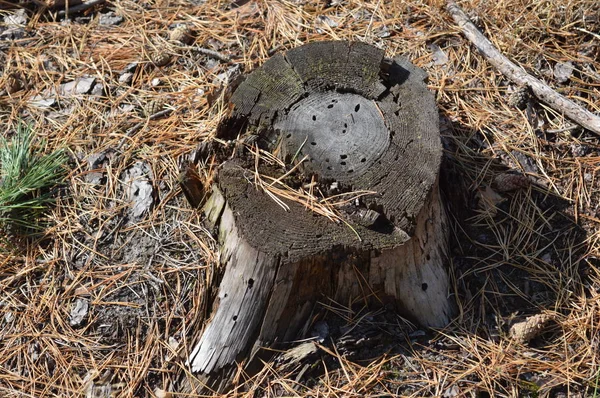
[1, 0, 599, 396]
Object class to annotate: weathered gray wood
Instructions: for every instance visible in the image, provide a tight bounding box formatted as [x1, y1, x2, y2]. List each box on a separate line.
[183, 40, 454, 394]
[188, 194, 279, 373]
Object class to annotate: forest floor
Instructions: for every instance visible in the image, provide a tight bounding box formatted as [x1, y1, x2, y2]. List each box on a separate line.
[1, 0, 599, 397]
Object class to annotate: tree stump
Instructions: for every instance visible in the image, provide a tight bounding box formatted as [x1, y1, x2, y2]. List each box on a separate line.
[185, 41, 453, 392]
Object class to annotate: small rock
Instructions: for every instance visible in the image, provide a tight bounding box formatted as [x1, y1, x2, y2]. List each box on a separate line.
[316, 15, 338, 28]
[118, 72, 134, 84]
[1, 10, 27, 41]
[168, 336, 179, 351]
[86, 151, 113, 185]
[443, 385, 461, 398]
[99, 11, 124, 26]
[118, 103, 136, 113]
[1, 26, 26, 41]
[90, 83, 104, 96]
[554, 61, 574, 84]
[310, 320, 329, 342]
[570, 144, 589, 157]
[214, 64, 240, 86]
[376, 25, 391, 38]
[122, 62, 139, 74]
[59, 77, 96, 95]
[122, 162, 155, 222]
[69, 298, 89, 327]
[4, 311, 14, 323]
[428, 43, 448, 66]
[28, 341, 40, 362]
[4, 9, 28, 26]
[510, 150, 539, 174]
[29, 95, 57, 108]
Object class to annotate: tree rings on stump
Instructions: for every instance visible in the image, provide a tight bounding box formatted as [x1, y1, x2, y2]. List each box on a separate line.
[185, 40, 454, 392]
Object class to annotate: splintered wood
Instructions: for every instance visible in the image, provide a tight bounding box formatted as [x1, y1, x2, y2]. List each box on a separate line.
[184, 40, 454, 394]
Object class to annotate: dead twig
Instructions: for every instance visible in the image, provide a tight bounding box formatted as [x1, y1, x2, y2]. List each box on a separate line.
[57, 0, 106, 16]
[181, 46, 231, 63]
[118, 108, 174, 149]
[446, 0, 600, 136]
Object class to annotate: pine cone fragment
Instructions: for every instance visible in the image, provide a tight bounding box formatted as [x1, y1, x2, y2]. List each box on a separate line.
[169, 25, 193, 45]
[509, 313, 554, 344]
[508, 85, 530, 110]
[492, 172, 530, 192]
[150, 52, 171, 67]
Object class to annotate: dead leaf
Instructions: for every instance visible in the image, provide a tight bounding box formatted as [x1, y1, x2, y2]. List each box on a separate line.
[476, 185, 506, 216]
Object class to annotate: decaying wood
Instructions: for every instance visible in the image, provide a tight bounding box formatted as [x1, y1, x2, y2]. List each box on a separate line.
[182, 41, 455, 394]
[446, 0, 600, 136]
[178, 163, 205, 208]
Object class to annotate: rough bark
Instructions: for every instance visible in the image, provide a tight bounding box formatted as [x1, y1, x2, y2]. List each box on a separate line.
[182, 41, 454, 393]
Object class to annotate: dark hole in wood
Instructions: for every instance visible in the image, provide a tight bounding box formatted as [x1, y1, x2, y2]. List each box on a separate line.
[361, 158, 366, 162]
[327, 104, 334, 109]
[348, 169, 354, 173]
[426, 254, 431, 261]
[311, 142, 317, 145]
[312, 115, 316, 121]
[233, 315, 238, 321]
[344, 123, 347, 128]
[340, 161, 346, 165]
[248, 278, 254, 288]
[286, 133, 292, 138]
[342, 130, 346, 134]
[325, 158, 329, 162]
[340, 154, 347, 159]
[354, 104, 360, 112]
[327, 166, 332, 170]
[421, 283, 428, 291]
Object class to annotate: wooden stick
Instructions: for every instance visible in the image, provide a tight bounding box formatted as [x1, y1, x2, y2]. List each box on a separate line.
[57, 0, 105, 16]
[446, 1, 600, 136]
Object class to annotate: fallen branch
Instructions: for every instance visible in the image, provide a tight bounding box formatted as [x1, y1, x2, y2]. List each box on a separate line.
[446, 0, 600, 136]
[56, 0, 105, 16]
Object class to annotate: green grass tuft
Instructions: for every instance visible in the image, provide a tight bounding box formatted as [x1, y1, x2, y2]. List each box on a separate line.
[0, 124, 68, 235]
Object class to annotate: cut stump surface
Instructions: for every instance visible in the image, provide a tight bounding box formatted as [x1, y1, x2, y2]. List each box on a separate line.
[185, 40, 454, 392]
